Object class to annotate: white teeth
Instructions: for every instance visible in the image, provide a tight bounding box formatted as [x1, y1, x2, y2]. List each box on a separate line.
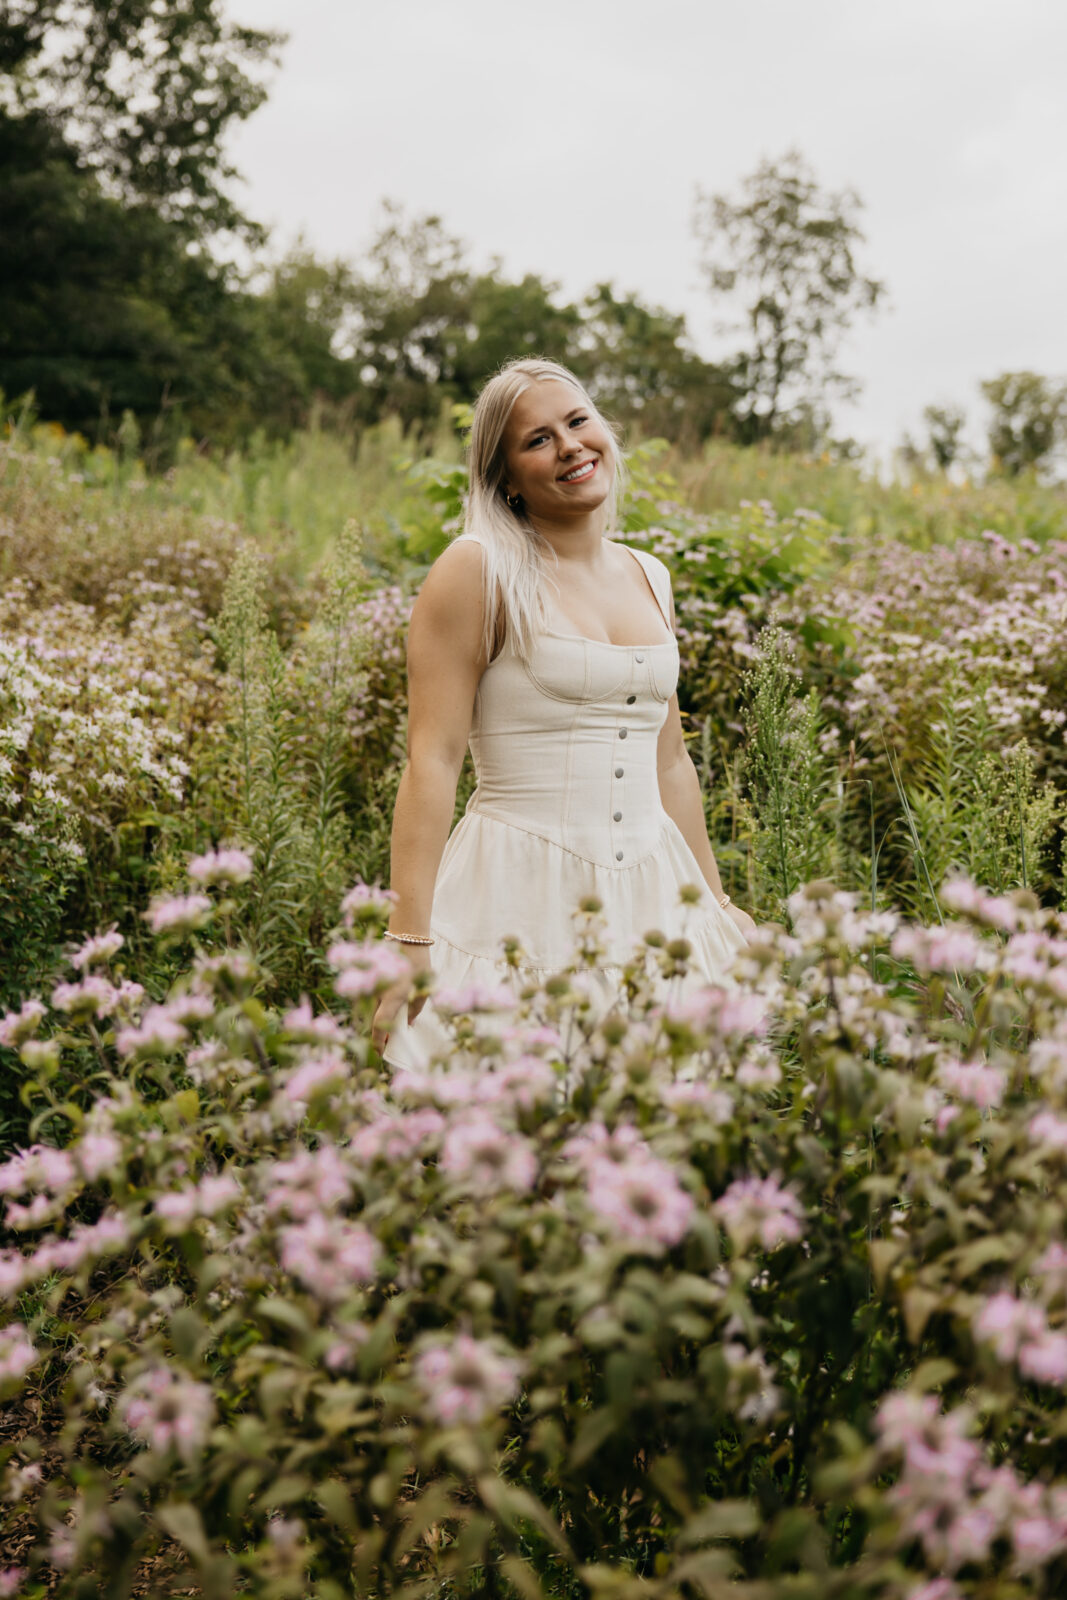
[561, 461, 594, 482]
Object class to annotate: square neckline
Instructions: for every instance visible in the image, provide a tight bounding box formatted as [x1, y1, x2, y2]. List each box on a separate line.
[543, 543, 675, 650]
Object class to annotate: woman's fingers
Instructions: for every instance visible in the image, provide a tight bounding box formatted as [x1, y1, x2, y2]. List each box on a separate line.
[371, 986, 405, 1053]
[408, 993, 428, 1025]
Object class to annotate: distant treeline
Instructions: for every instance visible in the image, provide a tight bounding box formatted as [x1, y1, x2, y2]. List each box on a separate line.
[2, 3, 1064, 477]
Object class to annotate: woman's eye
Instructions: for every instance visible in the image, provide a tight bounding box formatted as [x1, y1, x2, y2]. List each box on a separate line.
[571, 415, 588, 427]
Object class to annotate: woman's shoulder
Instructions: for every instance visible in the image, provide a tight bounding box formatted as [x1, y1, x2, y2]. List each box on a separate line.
[622, 542, 671, 580]
[415, 534, 485, 618]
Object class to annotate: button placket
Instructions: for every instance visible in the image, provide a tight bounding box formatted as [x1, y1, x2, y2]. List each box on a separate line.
[610, 652, 642, 865]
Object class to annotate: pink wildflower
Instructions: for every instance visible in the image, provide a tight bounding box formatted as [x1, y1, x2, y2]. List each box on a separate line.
[349, 1108, 444, 1165]
[50, 974, 119, 1019]
[666, 986, 768, 1037]
[115, 1005, 188, 1057]
[0, 1324, 38, 1382]
[145, 892, 213, 936]
[1029, 1110, 1067, 1153]
[891, 923, 985, 976]
[282, 1051, 348, 1105]
[281, 999, 346, 1044]
[935, 1057, 1005, 1109]
[563, 1121, 646, 1172]
[1017, 1330, 1067, 1386]
[340, 882, 396, 926]
[715, 1174, 805, 1253]
[187, 846, 253, 886]
[482, 1056, 557, 1109]
[1012, 1515, 1067, 1571]
[119, 1368, 215, 1459]
[660, 1081, 733, 1123]
[585, 1152, 693, 1252]
[973, 1292, 1046, 1361]
[908, 1580, 963, 1600]
[279, 1212, 380, 1302]
[0, 1143, 76, 1196]
[0, 1569, 27, 1597]
[332, 941, 410, 999]
[0, 998, 46, 1048]
[413, 1332, 521, 1426]
[0, 1252, 24, 1298]
[323, 1319, 368, 1372]
[161, 991, 215, 1027]
[70, 929, 124, 970]
[433, 982, 516, 1014]
[76, 1131, 122, 1182]
[264, 1146, 354, 1219]
[440, 1113, 537, 1194]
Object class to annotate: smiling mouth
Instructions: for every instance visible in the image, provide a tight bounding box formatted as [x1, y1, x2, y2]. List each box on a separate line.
[559, 459, 598, 483]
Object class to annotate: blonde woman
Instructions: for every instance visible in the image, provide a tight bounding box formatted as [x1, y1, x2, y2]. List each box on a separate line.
[373, 357, 755, 1065]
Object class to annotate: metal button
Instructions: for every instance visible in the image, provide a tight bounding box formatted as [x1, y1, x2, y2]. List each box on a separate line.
[618, 728, 627, 740]
[635, 654, 644, 664]
[613, 810, 622, 822]
[615, 767, 623, 778]
[616, 850, 624, 861]
[626, 695, 636, 704]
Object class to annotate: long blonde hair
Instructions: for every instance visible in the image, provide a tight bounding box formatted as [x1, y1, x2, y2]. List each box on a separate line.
[463, 357, 627, 660]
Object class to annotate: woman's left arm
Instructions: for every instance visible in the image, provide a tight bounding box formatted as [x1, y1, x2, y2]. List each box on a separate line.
[656, 694, 755, 940]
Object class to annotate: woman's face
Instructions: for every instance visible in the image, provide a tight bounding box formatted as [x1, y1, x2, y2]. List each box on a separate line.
[500, 380, 614, 522]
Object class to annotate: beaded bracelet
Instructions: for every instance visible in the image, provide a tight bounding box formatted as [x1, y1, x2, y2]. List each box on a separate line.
[383, 930, 434, 946]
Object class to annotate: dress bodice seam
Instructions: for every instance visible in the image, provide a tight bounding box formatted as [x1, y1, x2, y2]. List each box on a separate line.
[463, 803, 673, 870]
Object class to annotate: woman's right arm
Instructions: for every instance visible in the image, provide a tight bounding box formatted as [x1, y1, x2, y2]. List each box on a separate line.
[371, 542, 487, 1052]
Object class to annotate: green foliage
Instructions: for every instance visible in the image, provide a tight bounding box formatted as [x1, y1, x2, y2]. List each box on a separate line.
[982, 370, 1067, 480]
[213, 524, 369, 993]
[737, 628, 839, 917]
[974, 741, 1059, 894]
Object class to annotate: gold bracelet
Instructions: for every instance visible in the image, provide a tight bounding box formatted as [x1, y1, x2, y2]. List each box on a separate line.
[383, 930, 434, 946]
[718, 892, 731, 910]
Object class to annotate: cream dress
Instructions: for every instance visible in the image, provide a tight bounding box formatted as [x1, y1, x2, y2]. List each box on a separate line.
[382, 537, 746, 1069]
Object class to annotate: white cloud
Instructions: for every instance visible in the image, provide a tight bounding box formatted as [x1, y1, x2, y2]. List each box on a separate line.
[225, 0, 1067, 462]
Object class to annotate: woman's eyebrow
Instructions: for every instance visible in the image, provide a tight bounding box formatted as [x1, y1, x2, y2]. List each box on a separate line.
[521, 407, 584, 440]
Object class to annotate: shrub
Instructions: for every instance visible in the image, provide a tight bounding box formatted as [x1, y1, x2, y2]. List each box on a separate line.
[2, 868, 1067, 1596]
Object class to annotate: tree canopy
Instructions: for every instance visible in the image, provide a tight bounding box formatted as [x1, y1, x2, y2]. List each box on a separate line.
[693, 147, 886, 444]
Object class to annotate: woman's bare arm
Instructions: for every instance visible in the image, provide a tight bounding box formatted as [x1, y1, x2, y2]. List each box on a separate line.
[656, 694, 728, 897]
[371, 542, 487, 1048]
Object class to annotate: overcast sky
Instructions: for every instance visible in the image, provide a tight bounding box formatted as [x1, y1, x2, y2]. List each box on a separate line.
[225, 0, 1067, 465]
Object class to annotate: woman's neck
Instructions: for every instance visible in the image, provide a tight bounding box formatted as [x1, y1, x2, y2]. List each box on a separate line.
[528, 509, 608, 568]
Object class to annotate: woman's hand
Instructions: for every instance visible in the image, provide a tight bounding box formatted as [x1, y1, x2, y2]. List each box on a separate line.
[725, 901, 758, 942]
[371, 943, 434, 1056]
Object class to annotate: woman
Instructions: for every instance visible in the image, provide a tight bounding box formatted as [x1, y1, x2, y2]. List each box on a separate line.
[373, 357, 755, 1065]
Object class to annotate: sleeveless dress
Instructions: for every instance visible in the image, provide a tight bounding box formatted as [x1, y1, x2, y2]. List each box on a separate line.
[382, 538, 747, 1069]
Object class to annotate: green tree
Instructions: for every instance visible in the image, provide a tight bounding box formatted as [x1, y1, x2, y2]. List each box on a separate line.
[0, 106, 322, 450]
[981, 370, 1067, 479]
[923, 402, 968, 471]
[1, 0, 282, 238]
[574, 283, 740, 447]
[693, 147, 886, 445]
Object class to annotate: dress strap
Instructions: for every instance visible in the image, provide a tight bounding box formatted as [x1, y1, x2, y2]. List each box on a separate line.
[623, 545, 674, 629]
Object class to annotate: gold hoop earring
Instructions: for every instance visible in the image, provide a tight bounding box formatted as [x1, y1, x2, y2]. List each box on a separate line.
[505, 490, 522, 510]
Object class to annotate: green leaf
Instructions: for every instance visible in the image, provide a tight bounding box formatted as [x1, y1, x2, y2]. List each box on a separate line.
[902, 1286, 941, 1345]
[570, 1407, 617, 1467]
[676, 1499, 761, 1545]
[156, 1501, 210, 1567]
[317, 1477, 358, 1534]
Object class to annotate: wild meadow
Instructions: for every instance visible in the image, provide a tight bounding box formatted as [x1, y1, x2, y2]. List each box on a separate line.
[3, 410, 1067, 1598]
